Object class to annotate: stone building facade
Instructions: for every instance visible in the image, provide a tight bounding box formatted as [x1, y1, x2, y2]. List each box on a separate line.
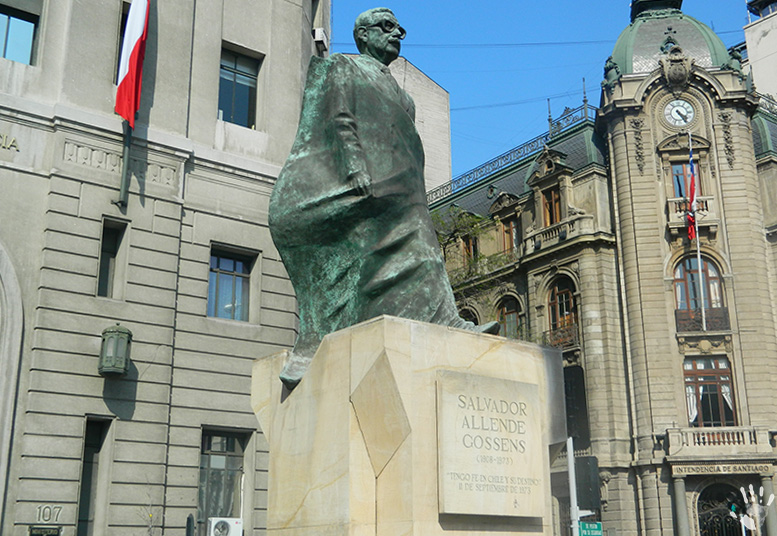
[0, 0, 330, 535]
[429, 1, 777, 534]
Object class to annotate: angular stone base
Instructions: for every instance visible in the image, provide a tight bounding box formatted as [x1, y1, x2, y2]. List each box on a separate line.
[251, 316, 565, 535]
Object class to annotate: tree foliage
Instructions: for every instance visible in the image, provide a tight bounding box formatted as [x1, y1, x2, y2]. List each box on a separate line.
[430, 205, 488, 257]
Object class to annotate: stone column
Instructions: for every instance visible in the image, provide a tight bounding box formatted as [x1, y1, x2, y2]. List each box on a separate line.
[673, 476, 691, 536]
[761, 474, 777, 536]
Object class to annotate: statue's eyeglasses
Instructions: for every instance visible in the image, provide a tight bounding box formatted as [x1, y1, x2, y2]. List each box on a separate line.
[365, 20, 406, 39]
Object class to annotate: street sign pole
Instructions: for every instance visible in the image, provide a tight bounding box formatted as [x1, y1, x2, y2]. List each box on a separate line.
[568, 437, 596, 536]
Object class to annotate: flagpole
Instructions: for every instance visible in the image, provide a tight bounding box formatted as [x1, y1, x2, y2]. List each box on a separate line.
[115, 120, 132, 209]
[113, 0, 148, 209]
[695, 212, 706, 331]
[688, 131, 707, 331]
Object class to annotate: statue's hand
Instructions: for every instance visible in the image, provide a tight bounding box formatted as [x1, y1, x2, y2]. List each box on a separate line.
[349, 170, 372, 196]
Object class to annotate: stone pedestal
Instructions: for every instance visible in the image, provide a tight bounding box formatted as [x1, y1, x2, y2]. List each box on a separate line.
[251, 316, 566, 535]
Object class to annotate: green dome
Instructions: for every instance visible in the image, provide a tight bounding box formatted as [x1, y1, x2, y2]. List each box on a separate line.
[611, 5, 730, 75]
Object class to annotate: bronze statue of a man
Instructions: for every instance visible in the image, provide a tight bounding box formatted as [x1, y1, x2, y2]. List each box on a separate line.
[269, 7, 498, 388]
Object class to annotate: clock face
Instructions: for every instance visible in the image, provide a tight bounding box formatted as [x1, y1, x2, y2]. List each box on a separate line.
[664, 99, 695, 126]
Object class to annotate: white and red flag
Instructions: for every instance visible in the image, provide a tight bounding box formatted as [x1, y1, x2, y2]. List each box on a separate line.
[687, 134, 697, 240]
[115, 0, 149, 129]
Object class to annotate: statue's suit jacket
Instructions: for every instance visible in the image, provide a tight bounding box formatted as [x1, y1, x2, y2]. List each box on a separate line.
[269, 53, 464, 363]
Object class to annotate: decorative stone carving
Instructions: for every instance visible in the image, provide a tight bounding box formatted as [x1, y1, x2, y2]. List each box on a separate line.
[528, 146, 568, 184]
[677, 334, 733, 354]
[724, 47, 744, 77]
[563, 349, 580, 366]
[630, 118, 645, 173]
[718, 112, 735, 169]
[659, 45, 695, 96]
[599, 471, 612, 511]
[601, 56, 621, 94]
[63, 140, 178, 187]
[64, 141, 122, 173]
[488, 192, 520, 215]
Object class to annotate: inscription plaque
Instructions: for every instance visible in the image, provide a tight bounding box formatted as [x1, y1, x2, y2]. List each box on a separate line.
[437, 370, 544, 517]
[29, 527, 61, 536]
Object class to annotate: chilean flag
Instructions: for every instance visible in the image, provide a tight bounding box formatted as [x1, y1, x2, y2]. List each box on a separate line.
[115, 0, 149, 129]
[687, 135, 697, 240]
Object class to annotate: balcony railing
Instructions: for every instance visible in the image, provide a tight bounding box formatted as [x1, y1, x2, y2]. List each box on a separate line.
[543, 323, 580, 349]
[427, 102, 597, 205]
[675, 307, 730, 332]
[666, 427, 772, 457]
[667, 196, 719, 236]
[524, 215, 595, 255]
[757, 92, 777, 117]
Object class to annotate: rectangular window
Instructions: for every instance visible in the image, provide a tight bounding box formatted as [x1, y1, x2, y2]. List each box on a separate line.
[208, 250, 252, 321]
[542, 187, 561, 227]
[0, 5, 38, 65]
[462, 235, 478, 262]
[684, 357, 736, 427]
[501, 219, 517, 252]
[671, 163, 700, 199]
[219, 49, 260, 128]
[77, 419, 111, 536]
[97, 220, 127, 299]
[198, 431, 247, 536]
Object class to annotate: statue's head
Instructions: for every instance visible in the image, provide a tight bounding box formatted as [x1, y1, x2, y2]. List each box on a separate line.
[353, 7, 405, 66]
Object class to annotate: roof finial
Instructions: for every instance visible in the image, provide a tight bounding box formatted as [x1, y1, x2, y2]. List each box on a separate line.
[630, 0, 683, 22]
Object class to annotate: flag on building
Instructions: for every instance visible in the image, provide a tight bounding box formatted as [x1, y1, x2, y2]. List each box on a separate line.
[687, 135, 697, 240]
[115, 0, 149, 129]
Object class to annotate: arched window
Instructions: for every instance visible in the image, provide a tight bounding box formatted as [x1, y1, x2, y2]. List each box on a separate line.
[546, 278, 578, 347]
[684, 357, 736, 427]
[497, 298, 522, 339]
[549, 277, 576, 330]
[674, 256, 729, 331]
[459, 308, 479, 326]
[697, 484, 744, 536]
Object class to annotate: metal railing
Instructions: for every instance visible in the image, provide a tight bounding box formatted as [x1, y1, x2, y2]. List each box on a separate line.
[543, 324, 580, 349]
[757, 92, 777, 116]
[448, 247, 521, 286]
[675, 307, 730, 332]
[427, 102, 596, 205]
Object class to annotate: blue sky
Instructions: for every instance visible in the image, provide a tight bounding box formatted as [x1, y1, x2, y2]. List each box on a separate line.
[331, 1, 752, 179]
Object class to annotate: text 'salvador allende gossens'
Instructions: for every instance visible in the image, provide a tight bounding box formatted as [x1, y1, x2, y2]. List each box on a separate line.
[457, 395, 529, 453]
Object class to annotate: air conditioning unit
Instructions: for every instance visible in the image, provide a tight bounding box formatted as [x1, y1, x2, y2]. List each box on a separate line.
[313, 27, 329, 53]
[207, 517, 243, 536]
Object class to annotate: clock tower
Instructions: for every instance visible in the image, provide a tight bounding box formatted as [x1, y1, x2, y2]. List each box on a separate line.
[598, 1, 777, 534]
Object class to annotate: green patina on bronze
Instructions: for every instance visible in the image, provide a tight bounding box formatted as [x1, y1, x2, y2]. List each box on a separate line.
[269, 8, 498, 388]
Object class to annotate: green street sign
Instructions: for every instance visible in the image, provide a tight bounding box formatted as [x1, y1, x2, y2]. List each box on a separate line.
[580, 522, 603, 536]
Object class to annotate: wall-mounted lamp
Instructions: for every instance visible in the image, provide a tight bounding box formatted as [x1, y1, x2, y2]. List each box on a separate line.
[99, 323, 132, 376]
